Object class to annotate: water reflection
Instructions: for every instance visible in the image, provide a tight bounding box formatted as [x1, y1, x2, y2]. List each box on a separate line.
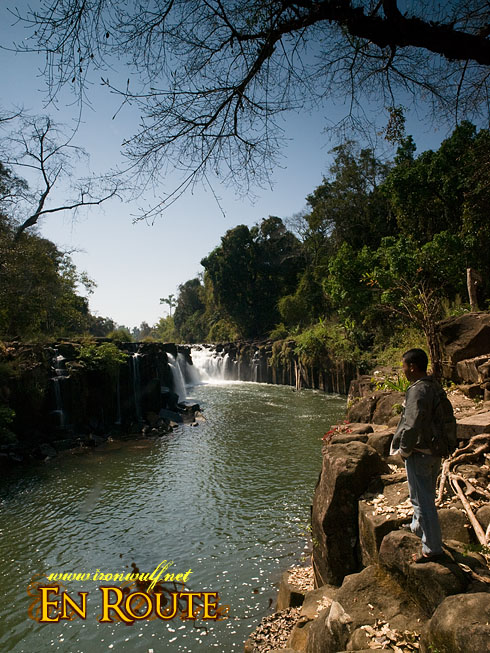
[0, 382, 345, 652]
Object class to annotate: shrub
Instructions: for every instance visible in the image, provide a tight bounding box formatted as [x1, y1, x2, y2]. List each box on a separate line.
[77, 342, 129, 376]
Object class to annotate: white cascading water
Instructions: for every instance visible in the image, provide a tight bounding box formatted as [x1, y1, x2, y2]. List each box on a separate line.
[189, 346, 230, 382]
[167, 353, 187, 401]
[131, 353, 142, 421]
[51, 350, 69, 428]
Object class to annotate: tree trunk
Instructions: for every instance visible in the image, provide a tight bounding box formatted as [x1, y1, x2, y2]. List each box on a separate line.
[425, 321, 443, 380]
[466, 267, 481, 312]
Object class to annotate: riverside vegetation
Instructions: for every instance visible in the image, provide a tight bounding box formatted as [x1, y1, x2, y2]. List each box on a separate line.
[2, 123, 490, 375]
[1, 119, 490, 652]
[2, 122, 490, 448]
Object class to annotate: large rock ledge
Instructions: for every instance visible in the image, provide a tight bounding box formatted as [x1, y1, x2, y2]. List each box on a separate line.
[244, 315, 490, 652]
[245, 433, 489, 651]
[245, 423, 490, 652]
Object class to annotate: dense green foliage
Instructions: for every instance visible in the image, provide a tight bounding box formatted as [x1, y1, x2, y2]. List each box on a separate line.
[166, 123, 490, 372]
[77, 341, 129, 376]
[0, 163, 120, 341]
[2, 123, 489, 375]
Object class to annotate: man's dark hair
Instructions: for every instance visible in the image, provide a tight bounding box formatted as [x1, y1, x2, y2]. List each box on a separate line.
[402, 348, 428, 371]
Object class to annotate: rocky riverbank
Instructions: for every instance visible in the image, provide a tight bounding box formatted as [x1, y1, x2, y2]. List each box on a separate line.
[244, 409, 490, 652]
[0, 339, 200, 464]
[244, 313, 490, 652]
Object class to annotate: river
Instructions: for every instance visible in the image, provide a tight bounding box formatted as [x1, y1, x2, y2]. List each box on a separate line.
[0, 380, 345, 653]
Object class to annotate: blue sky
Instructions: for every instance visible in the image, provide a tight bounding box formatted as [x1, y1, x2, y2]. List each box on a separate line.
[0, 5, 451, 329]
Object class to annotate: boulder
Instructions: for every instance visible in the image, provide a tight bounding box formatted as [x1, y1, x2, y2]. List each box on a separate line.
[346, 628, 372, 650]
[348, 423, 374, 435]
[366, 430, 394, 458]
[439, 313, 490, 380]
[331, 433, 369, 445]
[300, 585, 338, 619]
[456, 355, 490, 384]
[347, 375, 375, 401]
[456, 411, 490, 439]
[286, 616, 313, 651]
[305, 602, 353, 653]
[459, 383, 485, 399]
[378, 531, 470, 615]
[479, 359, 490, 380]
[358, 480, 410, 566]
[420, 593, 490, 653]
[372, 392, 404, 426]
[346, 395, 379, 423]
[276, 570, 307, 611]
[335, 565, 425, 632]
[476, 504, 490, 530]
[305, 566, 426, 653]
[311, 442, 390, 586]
[437, 508, 471, 544]
[329, 423, 374, 435]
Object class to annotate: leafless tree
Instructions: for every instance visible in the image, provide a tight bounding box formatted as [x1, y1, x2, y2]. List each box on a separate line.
[10, 1, 490, 217]
[0, 114, 119, 239]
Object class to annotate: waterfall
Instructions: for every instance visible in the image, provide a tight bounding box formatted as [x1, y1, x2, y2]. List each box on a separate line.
[131, 353, 142, 422]
[168, 353, 187, 401]
[252, 351, 260, 382]
[53, 354, 67, 376]
[115, 369, 122, 425]
[189, 346, 230, 383]
[180, 352, 201, 386]
[52, 378, 65, 428]
[50, 349, 69, 429]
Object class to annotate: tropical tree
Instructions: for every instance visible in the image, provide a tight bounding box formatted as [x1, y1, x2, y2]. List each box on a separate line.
[365, 233, 468, 378]
[173, 278, 207, 343]
[0, 213, 94, 338]
[160, 294, 177, 317]
[202, 217, 302, 337]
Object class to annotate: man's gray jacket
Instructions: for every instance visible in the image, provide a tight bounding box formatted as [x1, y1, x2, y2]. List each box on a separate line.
[390, 376, 442, 457]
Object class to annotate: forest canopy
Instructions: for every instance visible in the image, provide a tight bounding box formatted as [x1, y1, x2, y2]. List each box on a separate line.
[1, 122, 489, 376]
[153, 122, 490, 375]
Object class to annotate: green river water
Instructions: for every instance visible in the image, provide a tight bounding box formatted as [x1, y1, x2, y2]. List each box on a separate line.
[0, 381, 345, 653]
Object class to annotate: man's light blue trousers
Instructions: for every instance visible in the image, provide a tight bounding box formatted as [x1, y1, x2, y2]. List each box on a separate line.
[405, 451, 443, 555]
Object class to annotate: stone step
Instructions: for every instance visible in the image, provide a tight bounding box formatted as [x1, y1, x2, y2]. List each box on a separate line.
[456, 410, 490, 438]
[378, 531, 487, 616]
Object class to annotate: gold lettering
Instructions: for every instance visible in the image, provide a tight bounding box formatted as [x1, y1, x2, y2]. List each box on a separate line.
[180, 592, 202, 619]
[125, 592, 153, 620]
[202, 592, 219, 620]
[154, 591, 178, 620]
[39, 586, 61, 623]
[61, 592, 88, 620]
[99, 587, 133, 624]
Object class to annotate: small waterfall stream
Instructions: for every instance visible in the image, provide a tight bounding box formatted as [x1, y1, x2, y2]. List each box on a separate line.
[50, 351, 69, 429]
[130, 353, 142, 422]
[168, 353, 187, 401]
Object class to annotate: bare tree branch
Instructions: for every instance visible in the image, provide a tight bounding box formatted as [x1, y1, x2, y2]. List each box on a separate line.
[7, 1, 490, 216]
[0, 114, 120, 239]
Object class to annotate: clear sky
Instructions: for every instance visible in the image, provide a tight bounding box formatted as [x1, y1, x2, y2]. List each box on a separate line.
[0, 4, 452, 329]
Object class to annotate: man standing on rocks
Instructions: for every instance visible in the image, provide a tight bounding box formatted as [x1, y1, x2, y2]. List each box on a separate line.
[390, 349, 445, 563]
